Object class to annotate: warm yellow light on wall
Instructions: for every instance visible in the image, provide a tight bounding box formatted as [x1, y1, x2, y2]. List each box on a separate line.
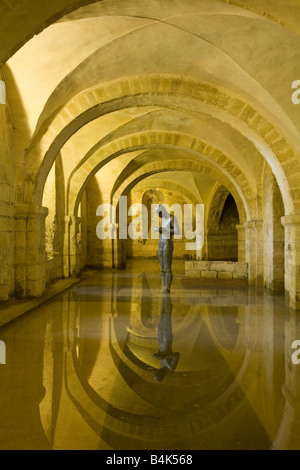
[0, 80, 6, 105]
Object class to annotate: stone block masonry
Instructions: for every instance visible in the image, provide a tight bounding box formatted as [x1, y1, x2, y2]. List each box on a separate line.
[185, 261, 248, 282]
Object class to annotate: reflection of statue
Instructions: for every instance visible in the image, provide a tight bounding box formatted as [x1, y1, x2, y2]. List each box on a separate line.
[154, 204, 180, 293]
[153, 294, 180, 382]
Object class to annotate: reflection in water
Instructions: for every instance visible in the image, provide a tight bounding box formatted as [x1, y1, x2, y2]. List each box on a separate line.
[153, 294, 180, 382]
[0, 262, 299, 450]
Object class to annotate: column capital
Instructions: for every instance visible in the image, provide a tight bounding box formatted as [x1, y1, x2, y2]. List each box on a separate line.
[281, 215, 300, 227]
[243, 220, 263, 230]
[15, 204, 48, 219]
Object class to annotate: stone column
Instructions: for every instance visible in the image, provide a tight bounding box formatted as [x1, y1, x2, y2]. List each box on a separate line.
[14, 204, 48, 298]
[244, 220, 264, 286]
[0, 78, 15, 301]
[70, 216, 81, 277]
[63, 216, 71, 278]
[272, 184, 285, 294]
[113, 224, 123, 269]
[236, 224, 246, 262]
[63, 215, 82, 278]
[281, 215, 300, 309]
[255, 220, 264, 286]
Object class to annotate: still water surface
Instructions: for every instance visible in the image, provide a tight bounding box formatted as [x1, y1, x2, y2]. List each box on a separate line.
[0, 262, 299, 450]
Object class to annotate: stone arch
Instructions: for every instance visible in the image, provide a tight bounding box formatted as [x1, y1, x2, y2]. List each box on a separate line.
[67, 156, 249, 274]
[66, 132, 254, 220]
[1, 0, 297, 67]
[108, 161, 248, 268]
[207, 185, 231, 232]
[13, 75, 300, 308]
[206, 185, 240, 261]
[23, 76, 300, 216]
[112, 159, 248, 224]
[66, 155, 249, 271]
[0, 0, 100, 65]
[136, 179, 203, 209]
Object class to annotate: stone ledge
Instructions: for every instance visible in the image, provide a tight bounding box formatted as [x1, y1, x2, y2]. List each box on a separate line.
[218, 272, 233, 279]
[185, 260, 248, 283]
[201, 271, 217, 279]
[0, 270, 96, 329]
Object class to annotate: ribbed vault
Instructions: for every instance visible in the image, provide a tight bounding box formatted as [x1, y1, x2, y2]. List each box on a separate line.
[0, 0, 300, 308]
[20, 76, 300, 215]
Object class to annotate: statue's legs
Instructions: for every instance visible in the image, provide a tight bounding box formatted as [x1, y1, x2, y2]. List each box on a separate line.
[158, 247, 167, 292]
[166, 272, 172, 293]
[165, 245, 173, 293]
[159, 244, 173, 293]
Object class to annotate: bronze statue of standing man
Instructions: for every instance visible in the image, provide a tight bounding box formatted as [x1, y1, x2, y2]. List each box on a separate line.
[154, 204, 180, 293]
[153, 294, 180, 382]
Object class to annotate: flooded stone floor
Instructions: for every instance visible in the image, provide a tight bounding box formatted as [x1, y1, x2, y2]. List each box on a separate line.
[0, 260, 299, 450]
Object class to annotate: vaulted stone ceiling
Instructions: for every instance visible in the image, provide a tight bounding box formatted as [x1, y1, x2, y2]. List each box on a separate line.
[1, 0, 300, 66]
[2, 0, 300, 223]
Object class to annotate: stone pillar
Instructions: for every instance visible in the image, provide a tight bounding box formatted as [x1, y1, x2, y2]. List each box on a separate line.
[255, 220, 264, 286]
[63, 216, 71, 278]
[281, 215, 300, 309]
[63, 215, 82, 278]
[101, 239, 114, 268]
[0, 77, 15, 301]
[236, 224, 246, 262]
[70, 216, 81, 277]
[113, 224, 124, 269]
[14, 204, 48, 298]
[202, 228, 208, 261]
[244, 220, 264, 286]
[272, 183, 285, 294]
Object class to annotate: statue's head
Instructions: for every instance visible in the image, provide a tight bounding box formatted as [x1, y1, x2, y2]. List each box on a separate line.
[155, 204, 169, 219]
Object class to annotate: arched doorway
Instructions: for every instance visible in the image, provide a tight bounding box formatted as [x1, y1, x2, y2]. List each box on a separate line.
[207, 187, 240, 261]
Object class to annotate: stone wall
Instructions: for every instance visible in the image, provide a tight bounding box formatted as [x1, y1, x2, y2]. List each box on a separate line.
[0, 81, 15, 300]
[80, 190, 88, 271]
[207, 192, 239, 261]
[207, 231, 238, 261]
[185, 261, 248, 281]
